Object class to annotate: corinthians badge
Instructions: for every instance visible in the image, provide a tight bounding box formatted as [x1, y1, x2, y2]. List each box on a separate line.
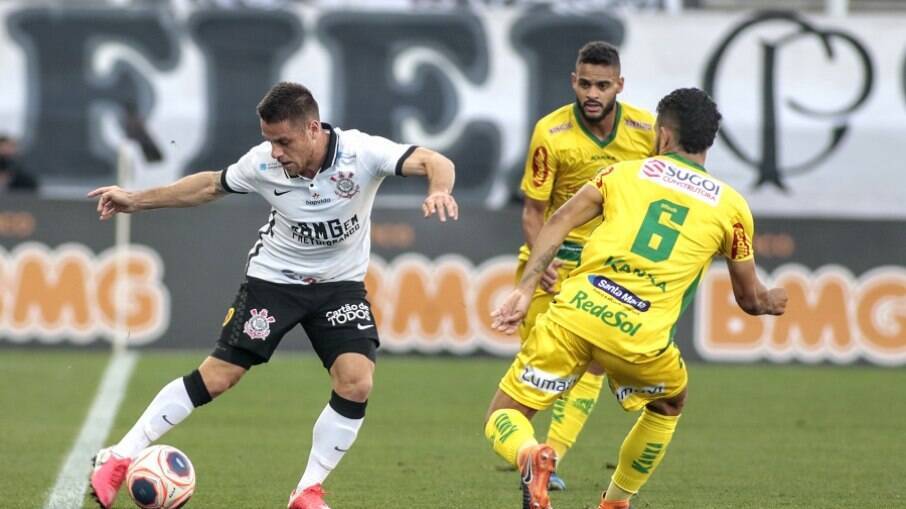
[331, 171, 360, 198]
[243, 308, 276, 340]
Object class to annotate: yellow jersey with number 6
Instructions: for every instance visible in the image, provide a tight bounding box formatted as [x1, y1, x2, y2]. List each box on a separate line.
[546, 153, 755, 362]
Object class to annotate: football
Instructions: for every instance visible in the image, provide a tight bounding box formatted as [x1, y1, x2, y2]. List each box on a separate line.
[125, 445, 196, 509]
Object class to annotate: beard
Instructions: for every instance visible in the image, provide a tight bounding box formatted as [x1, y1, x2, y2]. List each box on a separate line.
[576, 97, 616, 124]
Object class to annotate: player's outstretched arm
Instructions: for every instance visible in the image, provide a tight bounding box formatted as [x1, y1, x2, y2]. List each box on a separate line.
[491, 184, 603, 333]
[400, 147, 458, 222]
[88, 170, 228, 221]
[726, 258, 788, 316]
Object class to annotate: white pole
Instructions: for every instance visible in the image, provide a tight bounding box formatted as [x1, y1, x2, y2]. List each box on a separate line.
[826, 0, 849, 17]
[113, 143, 133, 354]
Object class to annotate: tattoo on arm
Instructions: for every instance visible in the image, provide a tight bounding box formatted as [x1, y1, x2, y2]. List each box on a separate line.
[519, 244, 558, 288]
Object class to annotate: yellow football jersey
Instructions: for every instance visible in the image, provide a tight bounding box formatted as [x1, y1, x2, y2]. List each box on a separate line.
[546, 153, 755, 362]
[517, 101, 655, 262]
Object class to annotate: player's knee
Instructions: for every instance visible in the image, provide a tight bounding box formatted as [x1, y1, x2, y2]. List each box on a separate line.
[333, 375, 372, 402]
[646, 389, 687, 416]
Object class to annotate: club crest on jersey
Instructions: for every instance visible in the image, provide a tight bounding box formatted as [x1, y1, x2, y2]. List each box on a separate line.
[331, 171, 359, 198]
[243, 308, 276, 340]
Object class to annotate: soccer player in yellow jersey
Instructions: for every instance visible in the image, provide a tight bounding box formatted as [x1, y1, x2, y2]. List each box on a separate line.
[485, 88, 787, 509]
[516, 42, 655, 489]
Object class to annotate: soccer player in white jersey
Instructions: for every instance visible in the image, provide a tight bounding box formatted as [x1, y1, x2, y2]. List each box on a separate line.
[87, 81, 458, 509]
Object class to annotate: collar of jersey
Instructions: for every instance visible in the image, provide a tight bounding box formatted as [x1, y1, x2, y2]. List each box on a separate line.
[572, 101, 622, 148]
[664, 152, 708, 174]
[283, 122, 339, 179]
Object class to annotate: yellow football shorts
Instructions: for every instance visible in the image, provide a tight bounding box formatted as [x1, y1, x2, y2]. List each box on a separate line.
[499, 313, 688, 412]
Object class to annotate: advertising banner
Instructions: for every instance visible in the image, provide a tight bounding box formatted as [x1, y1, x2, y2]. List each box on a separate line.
[1, 196, 903, 365]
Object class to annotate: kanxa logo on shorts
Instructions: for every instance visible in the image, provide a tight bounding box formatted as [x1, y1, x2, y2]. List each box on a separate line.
[243, 308, 276, 340]
[325, 303, 371, 326]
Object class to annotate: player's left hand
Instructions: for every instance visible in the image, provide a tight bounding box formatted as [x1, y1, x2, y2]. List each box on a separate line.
[540, 259, 564, 294]
[490, 288, 531, 334]
[422, 191, 459, 222]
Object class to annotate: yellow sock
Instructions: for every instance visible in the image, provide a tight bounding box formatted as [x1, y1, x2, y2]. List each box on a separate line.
[485, 409, 538, 467]
[547, 371, 605, 460]
[610, 408, 680, 496]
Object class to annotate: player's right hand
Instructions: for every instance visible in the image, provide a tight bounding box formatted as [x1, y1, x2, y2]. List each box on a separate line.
[88, 186, 138, 220]
[765, 287, 788, 315]
[490, 288, 532, 334]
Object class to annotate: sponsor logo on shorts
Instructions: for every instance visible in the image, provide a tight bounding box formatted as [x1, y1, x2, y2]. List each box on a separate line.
[326, 303, 372, 327]
[639, 159, 722, 205]
[243, 308, 276, 340]
[520, 365, 577, 394]
[568, 290, 643, 336]
[588, 275, 651, 312]
[613, 383, 666, 402]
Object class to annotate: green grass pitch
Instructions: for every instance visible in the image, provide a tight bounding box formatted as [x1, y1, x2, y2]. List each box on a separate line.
[2, 349, 905, 508]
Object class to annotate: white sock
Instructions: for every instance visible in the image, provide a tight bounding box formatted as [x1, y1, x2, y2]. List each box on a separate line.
[297, 403, 364, 489]
[112, 378, 194, 459]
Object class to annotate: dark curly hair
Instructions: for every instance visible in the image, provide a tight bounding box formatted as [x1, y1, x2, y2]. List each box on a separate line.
[576, 41, 620, 70]
[257, 81, 320, 124]
[656, 88, 721, 153]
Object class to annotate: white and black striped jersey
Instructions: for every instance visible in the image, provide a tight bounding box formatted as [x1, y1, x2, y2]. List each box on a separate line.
[221, 124, 415, 284]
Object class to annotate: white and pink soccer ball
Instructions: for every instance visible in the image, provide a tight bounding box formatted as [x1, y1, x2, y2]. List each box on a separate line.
[125, 445, 196, 509]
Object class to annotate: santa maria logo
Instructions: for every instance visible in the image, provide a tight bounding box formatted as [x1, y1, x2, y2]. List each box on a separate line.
[639, 158, 722, 205]
[588, 275, 651, 312]
[243, 308, 276, 340]
[331, 171, 360, 199]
